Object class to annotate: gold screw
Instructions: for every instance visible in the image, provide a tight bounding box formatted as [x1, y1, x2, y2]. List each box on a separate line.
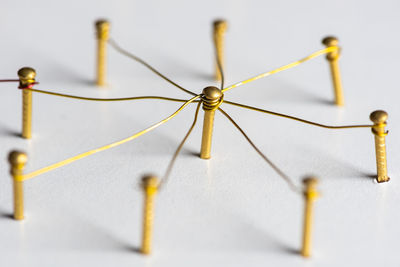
[140, 175, 159, 255]
[200, 86, 223, 159]
[213, 19, 228, 81]
[322, 36, 344, 106]
[370, 110, 390, 183]
[18, 67, 36, 139]
[8, 150, 28, 220]
[301, 177, 319, 258]
[95, 19, 110, 87]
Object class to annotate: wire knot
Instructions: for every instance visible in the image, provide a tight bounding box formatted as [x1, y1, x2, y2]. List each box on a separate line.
[326, 46, 341, 61]
[201, 93, 224, 111]
[18, 81, 39, 90]
[371, 127, 388, 137]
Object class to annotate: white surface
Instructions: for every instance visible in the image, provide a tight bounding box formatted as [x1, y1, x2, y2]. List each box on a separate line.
[0, 0, 399, 266]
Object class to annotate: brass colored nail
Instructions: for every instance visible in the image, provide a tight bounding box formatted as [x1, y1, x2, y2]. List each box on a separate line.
[95, 19, 110, 87]
[370, 110, 390, 183]
[8, 151, 28, 220]
[213, 19, 228, 81]
[18, 67, 36, 139]
[140, 175, 159, 255]
[301, 177, 319, 258]
[322, 36, 344, 106]
[200, 86, 223, 159]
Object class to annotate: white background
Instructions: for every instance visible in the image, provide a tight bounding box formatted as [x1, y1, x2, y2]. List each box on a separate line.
[0, 0, 399, 266]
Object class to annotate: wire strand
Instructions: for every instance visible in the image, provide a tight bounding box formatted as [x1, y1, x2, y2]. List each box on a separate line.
[218, 108, 301, 193]
[159, 100, 202, 189]
[20, 95, 201, 181]
[222, 46, 339, 93]
[224, 100, 373, 129]
[214, 42, 225, 90]
[0, 79, 19, 82]
[24, 88, 198, 103]
[108, 38, 197, 97]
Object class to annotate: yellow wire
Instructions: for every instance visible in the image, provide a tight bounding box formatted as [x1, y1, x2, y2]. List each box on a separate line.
[224, 100, 373, 129]
[25, 88, 197, 103]
[20, 95, 201, 181]
[108, 38, 198, 97]
[222, 46, 339, 93]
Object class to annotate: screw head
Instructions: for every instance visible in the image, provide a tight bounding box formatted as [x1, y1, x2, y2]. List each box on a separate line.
[202, 86, 222, 100]
[17, 67, 36, 80]
[8, 151, 28, 166]
[142, 175, 159, 188]
[213, 19, 228, 31]
[95, 19, 110, 30]
[370, 110, 388, 124]
[303, 176, 318, 186]
[322, 36, 339, 47]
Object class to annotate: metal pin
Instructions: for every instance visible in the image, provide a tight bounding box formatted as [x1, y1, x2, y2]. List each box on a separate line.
[322, 36, 344, 106]
[8, 151, 28, 220]
[213, 19, 228, 81]
[95, 19, 110, 87]
[370, 110, 390, 183]
[301, 176, 319, 258]
[18, 67, 36, 139]
[200, 86, 223, 159]
[140, 175, 159, 255]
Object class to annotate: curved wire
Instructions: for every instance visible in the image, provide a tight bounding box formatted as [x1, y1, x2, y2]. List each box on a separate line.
[20, 95, 201, 181]
[24, 88, 199, 103]
[222, 46, 339, 93]
[218, 108, 301, 194]
[108, 38, 197, 97]
[159, 100, 202, 189]
[224, 100, 373, 129]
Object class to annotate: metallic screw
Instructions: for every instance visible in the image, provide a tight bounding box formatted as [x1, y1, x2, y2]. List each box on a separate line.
[322, 36, 344, 106]
[213, 19, 228, 81]
[8, 151, 28, 220]
[370, 110, 390, 183]
[301, 177, 319, 258]
[95, 19, 110, 87]
[200, 86, 223, 159]
[140, 175, 159, 255]
[18, 67, 36, 139]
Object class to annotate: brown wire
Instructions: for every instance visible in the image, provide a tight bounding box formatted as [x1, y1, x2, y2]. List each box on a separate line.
[218, 107, 302, 194]
[24, 87, 199, 103]
[214, 45, 225, 90]
[224, 100, 374, 129]
[159, 100, 203, 189]
[108, 38, 197, 97]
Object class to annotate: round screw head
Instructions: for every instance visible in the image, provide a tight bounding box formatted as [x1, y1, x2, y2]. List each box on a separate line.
[8, 151, 28, 166]
[303, 176, 318, 186]
[95, 19, 110, 30]
[202, 86, 222, 100]
[213, 19, 228, 31]
[370, 110, 388, 124]
[17, 67, 36, 80]
[141, 175, 159, 188]
[322, 36, 339, 47]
